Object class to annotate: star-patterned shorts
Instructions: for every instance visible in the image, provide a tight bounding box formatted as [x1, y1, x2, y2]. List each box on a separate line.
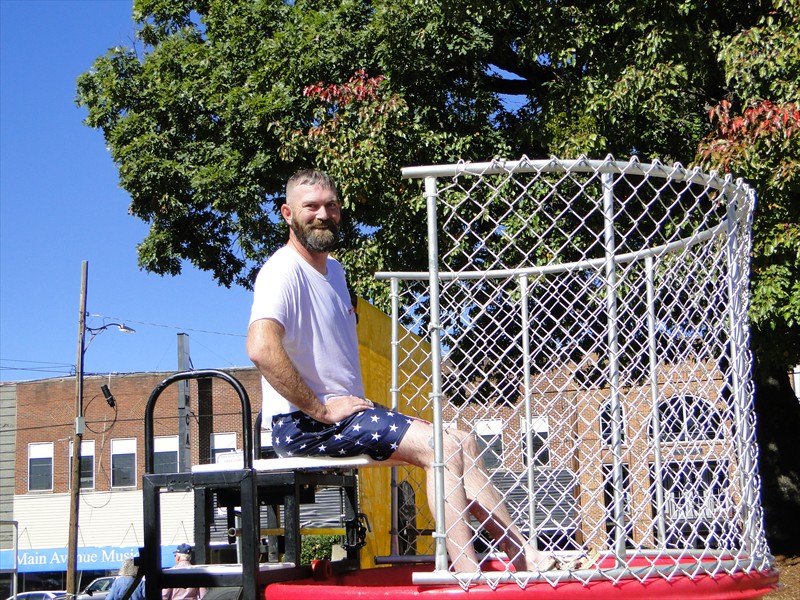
[271, 404, 416, 461]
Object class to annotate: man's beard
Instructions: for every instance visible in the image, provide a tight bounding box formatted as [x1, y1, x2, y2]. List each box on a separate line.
[290, 218, 339, 253]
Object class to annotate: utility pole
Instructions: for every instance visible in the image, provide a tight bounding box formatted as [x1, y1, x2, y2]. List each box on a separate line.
[177, 333, 191, 472]
[67, 261, 88, 598]
[65, 263, 133, 592]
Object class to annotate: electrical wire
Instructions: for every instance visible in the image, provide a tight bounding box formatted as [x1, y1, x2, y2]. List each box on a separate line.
[89, 313, 246, 337]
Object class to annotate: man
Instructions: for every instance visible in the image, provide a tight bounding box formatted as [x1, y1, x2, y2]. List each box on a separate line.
[162, 544, 203, 600]
[246, 169, 555, 573]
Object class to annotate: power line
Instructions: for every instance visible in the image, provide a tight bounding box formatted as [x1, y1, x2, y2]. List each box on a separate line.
[1, 318, 247, 378]
[0, 359, 75, 376]
[1, 359, 73, 367]
[89, 313, 246, 337]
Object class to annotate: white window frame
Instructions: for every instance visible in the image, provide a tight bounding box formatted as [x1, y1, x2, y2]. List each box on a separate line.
[520, 415, 550, 467]
[28, 442, 54, 492]
[212, 432, 238, 463]
[68, 439, 96, 490]
[153, 435, 179, 474]
[475, 419, 504, 471]
[654, 395, 722, 442]
[111, 438, 137, 487]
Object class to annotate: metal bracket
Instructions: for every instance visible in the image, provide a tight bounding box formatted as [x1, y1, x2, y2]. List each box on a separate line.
[343, 512, 371, 550]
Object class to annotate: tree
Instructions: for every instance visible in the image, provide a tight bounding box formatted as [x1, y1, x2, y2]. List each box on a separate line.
[76, 0, 515, 294]
[696, 0, 800, 554]
[77, 0, 798, 550]
[77, 0, 767, 294]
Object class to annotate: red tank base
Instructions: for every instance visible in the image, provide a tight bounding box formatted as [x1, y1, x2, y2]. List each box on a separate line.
[263, 562, 779, 600]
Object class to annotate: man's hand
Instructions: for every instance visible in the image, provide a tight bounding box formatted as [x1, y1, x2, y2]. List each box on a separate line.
[248, 319, 373, 424]
[316, 395, 374, 424]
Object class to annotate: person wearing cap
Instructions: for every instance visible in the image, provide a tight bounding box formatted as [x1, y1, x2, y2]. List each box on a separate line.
[162, 544, 204, 600]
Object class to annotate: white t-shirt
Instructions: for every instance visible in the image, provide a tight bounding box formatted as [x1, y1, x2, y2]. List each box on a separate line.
[249, 245, 364, 420]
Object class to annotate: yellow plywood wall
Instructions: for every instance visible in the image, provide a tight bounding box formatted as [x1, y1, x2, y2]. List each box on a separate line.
[356, 299, 432, 567]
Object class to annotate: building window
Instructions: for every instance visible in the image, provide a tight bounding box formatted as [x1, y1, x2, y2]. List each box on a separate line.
[602, 463, 634, 548]
[212, 432, 237, 463]
[520, 416, 550, 467]
[69, 440, 95, 489]
[652, 395, 722, 442]
[601, 401, 626, 445]
[111, 438, 137, 487]
[28, 442, 53, 491]
[154, 436, 178, 474]
[651, 460, 730, 549]
[475, 419, 503, 471]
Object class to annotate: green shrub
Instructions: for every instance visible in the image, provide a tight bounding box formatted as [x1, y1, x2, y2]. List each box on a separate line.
[300, 535, 337, 564]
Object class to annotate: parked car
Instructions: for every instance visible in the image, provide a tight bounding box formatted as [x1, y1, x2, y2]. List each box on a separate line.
[76, 577, 117, 600]
[5, 592, 68, 600]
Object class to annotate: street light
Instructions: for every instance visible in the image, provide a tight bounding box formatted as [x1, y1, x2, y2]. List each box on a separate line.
[66, 261, 134, 597]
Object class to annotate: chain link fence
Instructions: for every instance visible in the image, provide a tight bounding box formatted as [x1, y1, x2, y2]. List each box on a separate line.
[375, 156, 771, 588]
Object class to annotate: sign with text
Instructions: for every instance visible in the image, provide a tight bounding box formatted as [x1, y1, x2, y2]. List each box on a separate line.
[0, 545, 179, 573]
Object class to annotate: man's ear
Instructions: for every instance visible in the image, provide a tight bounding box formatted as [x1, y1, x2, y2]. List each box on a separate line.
[280, 203, 292, 224]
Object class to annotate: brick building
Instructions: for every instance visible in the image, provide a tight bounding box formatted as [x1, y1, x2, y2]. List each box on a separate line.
[439, 355, 735, 551]
[5, 367, 263, 592]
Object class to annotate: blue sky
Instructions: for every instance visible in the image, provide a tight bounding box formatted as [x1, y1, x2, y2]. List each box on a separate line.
[0, 0, 255, 381]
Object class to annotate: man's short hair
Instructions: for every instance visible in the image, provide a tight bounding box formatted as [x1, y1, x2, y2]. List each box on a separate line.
[286, 169, 338, 202]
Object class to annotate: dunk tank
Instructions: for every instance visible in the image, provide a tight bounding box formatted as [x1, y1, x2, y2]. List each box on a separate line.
[141, 156, 778, 600]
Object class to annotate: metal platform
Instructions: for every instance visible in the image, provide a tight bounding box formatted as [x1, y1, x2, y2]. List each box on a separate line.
[140, 370, 367, 600]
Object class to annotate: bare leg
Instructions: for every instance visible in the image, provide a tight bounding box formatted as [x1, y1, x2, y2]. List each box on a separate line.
[449, 428, 553, 572]
[396, 421, 481, 571]
[393, 421, 552, 572]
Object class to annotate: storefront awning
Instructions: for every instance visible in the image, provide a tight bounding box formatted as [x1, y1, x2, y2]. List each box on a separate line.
[0, 545, 180, 573]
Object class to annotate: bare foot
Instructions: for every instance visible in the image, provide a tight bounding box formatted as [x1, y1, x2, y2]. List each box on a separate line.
[507, 545, 558, 573]
[531, 554, 558, 573]
[559, 548, 601, 571]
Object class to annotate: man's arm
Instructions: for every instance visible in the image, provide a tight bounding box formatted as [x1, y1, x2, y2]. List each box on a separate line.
[246, 318, 372, 424]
